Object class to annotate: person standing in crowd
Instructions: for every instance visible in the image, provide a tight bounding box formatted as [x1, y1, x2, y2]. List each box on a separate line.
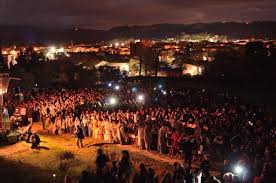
[162, 173, 172, 183]
[116, 120, 122, 144]
[172, 128, 182, 158]
[26, 106, 33, 125]
[75, 125, 84, 148]
[146, 168, 158, 183]
[137, 123, 145, 150]
[158, 124, 167, 154]
[181, 136, 194, 167]
[40, 104, 47, 130]
[118, 150, 133, 183]
[69, 114, 75, 134]
[82, 113, 89, 137]
[95, 148, 109, 173]
[64, 115, 70, 134]
[74, 117, 81, 130]
[20, 104, 27, 125]
[133, 163, 148, 183]
[88, 114, 93, 137]
[144, 123, 152, 151]
[200, 154, 210, 182]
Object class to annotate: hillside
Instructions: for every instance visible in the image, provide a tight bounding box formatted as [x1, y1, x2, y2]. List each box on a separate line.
[1, 21, 276, 44]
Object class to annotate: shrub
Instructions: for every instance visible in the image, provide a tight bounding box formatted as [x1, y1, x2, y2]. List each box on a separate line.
[57, 160, 70, 173]
[57, 151, 75, 160]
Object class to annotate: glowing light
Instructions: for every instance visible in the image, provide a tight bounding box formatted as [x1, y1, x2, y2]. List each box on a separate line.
[209, 38, 214, 42]
[108, 83, 112, 87]
[121, 43, 125, 46]
[203, 56, 207, 61]
[50, 46, 56, 53]
[158, 85, 163, 89]
[2, 50, 8, 54]
[132, 87, 137, 92]
[162, 91, 167, 95]
[137, 94, 145, 102]
[114, 85, 120, 90]
[52, 174, 56, 178]
[234, 166, 243, 174]
[46, 52, 55, 60]
[58, 47, 65, 53]
[199, 67, 202, 74]
[11, 50, 17, 55]
[0, 89, 6, 95]
[115, 42, 119, 47]
[109, 97, 117, 105]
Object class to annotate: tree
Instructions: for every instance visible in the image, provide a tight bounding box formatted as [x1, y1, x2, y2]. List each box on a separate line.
[130, 62, 139, 75]
[136, 43, 144, 76]
[171, 44, 193, 78]
[143, 47, 154, 76]
[153, 48, 163, 77]
[0, 47, 4, 69]
[245, 41, 267, 58]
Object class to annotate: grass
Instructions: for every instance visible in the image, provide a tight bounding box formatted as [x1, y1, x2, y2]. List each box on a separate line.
[0, 120, 222, 183]
[0, 133, 181, 183]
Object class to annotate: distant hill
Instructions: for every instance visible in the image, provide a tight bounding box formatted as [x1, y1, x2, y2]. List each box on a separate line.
[0, 26, 107, 45]
[1, 21, 276, 44]
[108, 21, 276, 39]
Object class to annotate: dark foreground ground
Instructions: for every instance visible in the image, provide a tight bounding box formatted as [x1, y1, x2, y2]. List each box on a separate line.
[0, 123, 220, 183]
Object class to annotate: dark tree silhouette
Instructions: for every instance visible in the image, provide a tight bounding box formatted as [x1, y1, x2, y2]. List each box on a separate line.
[153, 47, 163, 78]
[0, 47, 4, 70]
[245, 41, 267, 58]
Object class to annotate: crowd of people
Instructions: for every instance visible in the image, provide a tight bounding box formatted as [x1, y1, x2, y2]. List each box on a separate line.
[5, 83, 276, 182]
[72, 148, 219, 183]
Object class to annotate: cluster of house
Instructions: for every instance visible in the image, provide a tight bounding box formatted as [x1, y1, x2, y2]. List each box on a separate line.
[2, 39, 276, 76]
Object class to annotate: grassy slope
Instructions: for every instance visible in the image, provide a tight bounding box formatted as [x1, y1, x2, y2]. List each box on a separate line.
[0, 134, 175, 183]
[0, 132, 221, 183]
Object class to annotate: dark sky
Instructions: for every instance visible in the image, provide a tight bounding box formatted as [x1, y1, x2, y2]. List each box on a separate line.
[0, 0, 275, 29]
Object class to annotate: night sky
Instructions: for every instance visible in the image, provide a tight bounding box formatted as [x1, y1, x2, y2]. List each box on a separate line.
[0, 0, 275, 29]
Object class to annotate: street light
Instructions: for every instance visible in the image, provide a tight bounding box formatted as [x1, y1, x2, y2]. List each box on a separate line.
[0, 73, 20, 132]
